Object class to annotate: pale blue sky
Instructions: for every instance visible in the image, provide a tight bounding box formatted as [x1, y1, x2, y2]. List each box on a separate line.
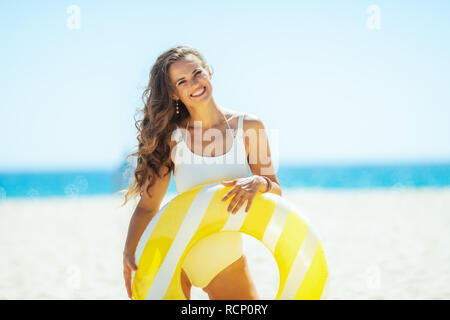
[1, 0, 449, 170]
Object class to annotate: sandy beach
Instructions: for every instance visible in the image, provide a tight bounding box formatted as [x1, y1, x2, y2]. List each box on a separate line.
[1, 187, 449, 300]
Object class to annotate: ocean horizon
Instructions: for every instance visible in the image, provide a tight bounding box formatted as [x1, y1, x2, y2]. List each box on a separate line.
[0, 162, 449, 199]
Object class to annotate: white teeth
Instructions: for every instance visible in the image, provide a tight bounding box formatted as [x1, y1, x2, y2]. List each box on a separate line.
[191, 87, 205, 97]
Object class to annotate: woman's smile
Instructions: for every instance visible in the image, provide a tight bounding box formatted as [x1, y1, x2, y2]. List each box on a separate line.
[191, 86, 206, 98]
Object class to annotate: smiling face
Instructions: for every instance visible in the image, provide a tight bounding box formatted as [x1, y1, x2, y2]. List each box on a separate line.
[168, 54, 212, 107]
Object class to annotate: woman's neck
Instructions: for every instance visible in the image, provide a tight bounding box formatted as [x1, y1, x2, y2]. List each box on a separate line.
[185, 100, 226, 129]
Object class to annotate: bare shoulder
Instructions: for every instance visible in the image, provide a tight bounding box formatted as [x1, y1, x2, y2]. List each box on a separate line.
[222, 108, 262, 129]
[241, 112, 264, 132]
[239, 112, 265, 160]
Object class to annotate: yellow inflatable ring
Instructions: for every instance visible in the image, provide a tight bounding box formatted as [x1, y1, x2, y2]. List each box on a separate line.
[131, 181, 329, 300]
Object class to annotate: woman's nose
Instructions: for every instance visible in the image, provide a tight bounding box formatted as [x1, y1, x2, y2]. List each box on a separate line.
[189, 78, 199, 87]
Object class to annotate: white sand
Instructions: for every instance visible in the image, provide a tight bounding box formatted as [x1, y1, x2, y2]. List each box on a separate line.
[1, 187, 449, 300]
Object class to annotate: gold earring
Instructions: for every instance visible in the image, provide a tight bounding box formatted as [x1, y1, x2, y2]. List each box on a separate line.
[175, 100, 180, 114]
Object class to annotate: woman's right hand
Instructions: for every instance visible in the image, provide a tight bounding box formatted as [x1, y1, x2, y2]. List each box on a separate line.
[123, 252, 138, 299]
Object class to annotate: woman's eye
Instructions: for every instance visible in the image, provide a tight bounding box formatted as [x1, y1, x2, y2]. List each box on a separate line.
[178, 71, 202, 85]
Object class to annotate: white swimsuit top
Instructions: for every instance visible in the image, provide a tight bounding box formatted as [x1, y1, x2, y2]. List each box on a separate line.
[171, 112, 250, 195]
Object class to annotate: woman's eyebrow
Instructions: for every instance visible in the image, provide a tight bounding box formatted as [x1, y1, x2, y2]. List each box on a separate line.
[176, 68, 200, 83]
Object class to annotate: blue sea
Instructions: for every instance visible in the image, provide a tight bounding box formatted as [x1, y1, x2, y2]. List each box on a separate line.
[0, 163, 449, 199]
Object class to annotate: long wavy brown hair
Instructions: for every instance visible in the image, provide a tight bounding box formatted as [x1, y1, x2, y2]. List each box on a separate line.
[120, 45, 212, 207]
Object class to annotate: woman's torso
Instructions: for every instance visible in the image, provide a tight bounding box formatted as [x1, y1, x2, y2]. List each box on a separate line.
[168, 109, 252, 285]
[171, 110, 250, 194]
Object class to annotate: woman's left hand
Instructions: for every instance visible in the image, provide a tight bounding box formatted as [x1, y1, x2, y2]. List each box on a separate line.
[221, 176, 267, 214]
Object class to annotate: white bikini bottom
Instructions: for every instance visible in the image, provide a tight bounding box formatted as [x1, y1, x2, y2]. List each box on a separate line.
[181, 231, 243, 288]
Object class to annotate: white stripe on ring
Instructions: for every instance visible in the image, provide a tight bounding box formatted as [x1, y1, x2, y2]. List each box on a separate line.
[320, 277, 330, 300]
[221, 205, 248, 231]
[135, 201, 169, 262]
[146, 183, 220, 300]
[278, 228, 318, 299]
[132, 201, 170, 286]
[261, 197, 293, 253]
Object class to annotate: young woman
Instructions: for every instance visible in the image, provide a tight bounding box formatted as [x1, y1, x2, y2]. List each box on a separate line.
[122, 45, 282, 300]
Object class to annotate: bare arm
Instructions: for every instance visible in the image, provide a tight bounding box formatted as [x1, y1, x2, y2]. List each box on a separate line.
[123, 164, 171, 255]
[246, 115, 282, 196]
[220, 115, 282, 215]
[123, 163, 172, 298]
